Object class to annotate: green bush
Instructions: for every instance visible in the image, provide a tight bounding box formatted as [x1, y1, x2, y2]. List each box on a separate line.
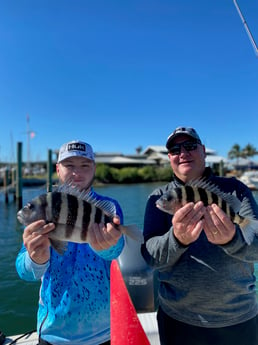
[95, 164, 173, 184]
[156, 166, 174, 181]
[113, 167, 140, 183]
[95, 164, 114, 183]
[138, 166, 157, 181]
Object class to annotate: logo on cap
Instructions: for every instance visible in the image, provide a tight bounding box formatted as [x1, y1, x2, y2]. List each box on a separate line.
[67, 143, 86, 152]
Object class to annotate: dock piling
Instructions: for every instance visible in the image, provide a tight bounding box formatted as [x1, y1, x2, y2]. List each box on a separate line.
[4, 169, 9, 203]
[16, 142, 23, 210]
[47, 149, 53, 192]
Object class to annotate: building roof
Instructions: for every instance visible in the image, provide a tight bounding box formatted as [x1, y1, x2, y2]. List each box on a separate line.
[205, 154, 228, 164]
[95, 155, 156, 166]
[142, 146, 167, 155]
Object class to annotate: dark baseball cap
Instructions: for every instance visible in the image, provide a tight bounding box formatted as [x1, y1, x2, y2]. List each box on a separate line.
[166, 127, 202, 150]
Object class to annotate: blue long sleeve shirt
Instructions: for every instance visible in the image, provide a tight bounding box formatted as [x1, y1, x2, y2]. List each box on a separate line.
[141, 168, 258, 328]
[16, 188, 125, 345]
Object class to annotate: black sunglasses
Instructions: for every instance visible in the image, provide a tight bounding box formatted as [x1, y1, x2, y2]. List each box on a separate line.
[169, 140, 199, 156]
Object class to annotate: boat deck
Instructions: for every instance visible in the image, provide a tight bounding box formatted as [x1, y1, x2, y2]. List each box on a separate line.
[3, 312, 160, 345]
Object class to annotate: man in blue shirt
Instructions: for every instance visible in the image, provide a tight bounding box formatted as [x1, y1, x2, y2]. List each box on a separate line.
[16, 140, 124, 345]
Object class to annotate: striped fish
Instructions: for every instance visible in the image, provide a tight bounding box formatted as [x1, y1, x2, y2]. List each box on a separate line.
[17, 185, 143, 254]
[156, 179, 258, 245]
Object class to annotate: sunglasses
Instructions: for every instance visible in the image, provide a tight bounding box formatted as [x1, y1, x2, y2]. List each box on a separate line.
[169, 140, 199, 156]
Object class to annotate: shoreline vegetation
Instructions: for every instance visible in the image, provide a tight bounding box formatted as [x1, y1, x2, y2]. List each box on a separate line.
[0, 165, 175, 187]
[0, 164, 251, 188]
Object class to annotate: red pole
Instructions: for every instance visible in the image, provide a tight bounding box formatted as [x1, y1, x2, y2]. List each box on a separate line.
[110, 260, 150, 345]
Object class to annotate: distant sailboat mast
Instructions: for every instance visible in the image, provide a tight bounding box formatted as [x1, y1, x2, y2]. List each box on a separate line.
[26, 114, 31, 172]
[233, 0, 258, 57]
[26, 114, 36, 174]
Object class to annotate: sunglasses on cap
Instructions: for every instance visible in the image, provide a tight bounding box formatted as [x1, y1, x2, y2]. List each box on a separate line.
[169, 140, 199, 156]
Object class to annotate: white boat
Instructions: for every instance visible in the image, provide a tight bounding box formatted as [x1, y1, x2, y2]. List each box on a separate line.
[3, 331, 38, 345]
[3, 312, 159, 345]
[239, 171, 258, 190]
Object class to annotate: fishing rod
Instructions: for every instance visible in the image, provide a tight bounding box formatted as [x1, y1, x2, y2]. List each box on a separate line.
[233, 0, 258, 57]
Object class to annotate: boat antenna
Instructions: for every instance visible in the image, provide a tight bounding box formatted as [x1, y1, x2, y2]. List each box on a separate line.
[233, 0, 258, 57]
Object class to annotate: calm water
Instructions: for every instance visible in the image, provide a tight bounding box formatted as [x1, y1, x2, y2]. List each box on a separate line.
[1, 184, 258, 337]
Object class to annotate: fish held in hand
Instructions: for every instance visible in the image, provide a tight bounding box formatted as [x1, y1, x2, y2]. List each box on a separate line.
[156, 179, 258, 245]
[17, 186, 143, 254]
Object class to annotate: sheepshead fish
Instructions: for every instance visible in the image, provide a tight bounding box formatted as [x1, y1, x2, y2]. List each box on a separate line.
[17, 185, 143, 254]
[156, 179, 258, 245]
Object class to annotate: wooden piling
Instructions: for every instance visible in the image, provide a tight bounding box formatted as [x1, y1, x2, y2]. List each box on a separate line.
[47, 149, 53, 192]
[12, 168, 16, 201]
[4, 169, 9, 203]
[16, 142, 23, 210]
[219, 160, 224, 177]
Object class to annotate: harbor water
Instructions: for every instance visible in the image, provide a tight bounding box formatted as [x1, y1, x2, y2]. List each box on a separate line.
[1, 183, 258, 337]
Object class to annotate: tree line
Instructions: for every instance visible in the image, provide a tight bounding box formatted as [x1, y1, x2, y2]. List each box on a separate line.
[228, 143, 257, 160]
[95, 164, 174, 184]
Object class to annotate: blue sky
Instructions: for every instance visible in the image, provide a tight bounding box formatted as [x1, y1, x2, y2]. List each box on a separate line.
[0, 0, 257, 163]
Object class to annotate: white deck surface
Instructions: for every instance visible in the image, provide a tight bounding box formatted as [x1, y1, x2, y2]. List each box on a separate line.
[139, 312, 160, 345]
[4, 331, 38, 345]
[4, 312, 160, 345]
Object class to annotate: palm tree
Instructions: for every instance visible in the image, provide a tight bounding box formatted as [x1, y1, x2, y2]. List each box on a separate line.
[228, 144, 242, 163]
[135, 146, 143, 155]
[241, 144, 257, 158]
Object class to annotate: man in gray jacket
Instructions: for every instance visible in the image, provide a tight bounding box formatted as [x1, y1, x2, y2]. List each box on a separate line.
[141, 126, 258, 345]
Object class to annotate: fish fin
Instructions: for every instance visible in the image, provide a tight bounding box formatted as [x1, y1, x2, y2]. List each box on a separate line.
[79, 190, 117, 216]
[90, 199, 117, 217]
[57, 182, 83, 196]
[232, 190, 237, 198]
[239, 197, 257, 218]
[57, 183, 117, 217]
[57, 181, 94, 203]
[50, 239, 68, 255]
[187, 179, 242, 213]
[120, 225, 144, 243]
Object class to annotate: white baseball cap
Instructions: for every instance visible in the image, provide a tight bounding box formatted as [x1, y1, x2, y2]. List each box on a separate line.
[57, 140, 95, 163]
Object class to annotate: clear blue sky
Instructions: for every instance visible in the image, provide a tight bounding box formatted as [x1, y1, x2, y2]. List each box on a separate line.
[0, 0, 257, 163]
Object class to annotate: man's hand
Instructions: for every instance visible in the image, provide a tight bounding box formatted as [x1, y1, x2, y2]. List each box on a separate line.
[88, 216, 122, 251]
[203, 204, 236, 245]
[172, 201, 206, 245]
[23, 220, 55, 264]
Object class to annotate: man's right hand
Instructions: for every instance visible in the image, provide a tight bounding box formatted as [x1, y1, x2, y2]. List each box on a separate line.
[23, 220, 55, 264]
[172, 201, 205, 245]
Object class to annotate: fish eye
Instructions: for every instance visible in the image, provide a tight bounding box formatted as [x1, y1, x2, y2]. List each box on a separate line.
[26, 203, 34, 210]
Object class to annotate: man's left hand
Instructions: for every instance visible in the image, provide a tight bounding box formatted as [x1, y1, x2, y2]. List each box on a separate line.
[88, 216, 122, 250]
[203, 204, 236, 245]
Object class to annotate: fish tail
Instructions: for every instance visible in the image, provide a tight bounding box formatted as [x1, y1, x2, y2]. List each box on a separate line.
[238, 218, 258, 245]
[236, 197, 258, 245]
[120, 224, 144, 243]
[231, 197, 258, 245]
